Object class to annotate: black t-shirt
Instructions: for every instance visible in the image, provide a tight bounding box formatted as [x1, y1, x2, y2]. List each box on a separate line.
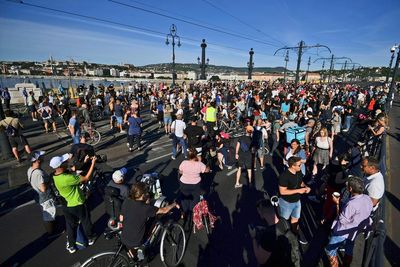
[70, 143, 95, 171]
[278, 170, 303, 203]
[184, 125, 204, 148]
[259, 221, 297, 267]
[121, 199, 157, 248]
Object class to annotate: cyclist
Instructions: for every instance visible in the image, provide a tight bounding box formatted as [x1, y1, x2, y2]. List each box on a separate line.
[119, 182, 178, 255]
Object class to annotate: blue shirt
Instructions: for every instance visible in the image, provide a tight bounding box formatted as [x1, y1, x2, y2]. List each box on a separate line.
[69, 117, 80, 137]
[281, 102, 291, 113]
[128, 117, 142, 135]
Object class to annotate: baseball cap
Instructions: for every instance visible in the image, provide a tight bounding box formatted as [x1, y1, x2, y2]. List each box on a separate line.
[49, 153, 70, 169]
[112, 167, 127, 183]
[30, 151, 45, 162]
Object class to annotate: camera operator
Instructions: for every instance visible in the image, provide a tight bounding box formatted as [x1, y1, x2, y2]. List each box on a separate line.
[249, 198, 300, 267]
[70, 132, 95, 175]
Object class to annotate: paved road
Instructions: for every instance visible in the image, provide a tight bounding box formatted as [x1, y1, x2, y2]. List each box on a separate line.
[0, 104, 384, 267]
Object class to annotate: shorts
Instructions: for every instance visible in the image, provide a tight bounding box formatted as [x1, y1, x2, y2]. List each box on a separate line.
[40, 199, 56, 221]
[28, 105, 36, 112]
[238, 154, 252, 169]
[255, 148, 264, 157]
[325, 235, 354, 257]
[279, 198, 301, 220]
[164, 117, 172, 124]
[8, 135, 29, 148]
[116, 116, 123, 125]
[43, 117, 54, 124]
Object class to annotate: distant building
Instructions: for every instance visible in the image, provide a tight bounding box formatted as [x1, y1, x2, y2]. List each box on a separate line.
[110, 68, 119, 77]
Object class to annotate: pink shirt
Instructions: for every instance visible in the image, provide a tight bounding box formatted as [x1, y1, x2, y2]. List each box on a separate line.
[179, 160, 206, 185]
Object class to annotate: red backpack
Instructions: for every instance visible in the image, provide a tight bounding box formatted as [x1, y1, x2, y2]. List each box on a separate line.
[192, 199, 217, 233]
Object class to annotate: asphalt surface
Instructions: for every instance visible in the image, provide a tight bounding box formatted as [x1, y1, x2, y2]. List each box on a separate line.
[0, 101, 394, 267]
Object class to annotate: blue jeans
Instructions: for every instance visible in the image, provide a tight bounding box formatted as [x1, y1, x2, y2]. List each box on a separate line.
[72, 135, 80, 144]
[344, 115, 352, 130]
[172, 136, 187, 158]
[325, 235, 355, 257]
[279, 198, 301, 220]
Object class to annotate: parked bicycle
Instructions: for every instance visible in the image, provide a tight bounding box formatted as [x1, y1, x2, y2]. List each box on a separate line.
[81, 211, 186, 267]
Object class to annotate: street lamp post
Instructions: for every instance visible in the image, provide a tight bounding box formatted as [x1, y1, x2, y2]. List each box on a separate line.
[247, 48, 254, 80]
[389, 45, 400, 106]
[197, 39, 209, 80]
[342, 60, 348, 82]
[165, 24, 181, 88]
[283, 51, 289, 83]
[386, 45, 397, 83]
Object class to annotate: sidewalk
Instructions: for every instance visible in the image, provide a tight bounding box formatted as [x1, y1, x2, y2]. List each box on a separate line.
[384, 94, 400, 267]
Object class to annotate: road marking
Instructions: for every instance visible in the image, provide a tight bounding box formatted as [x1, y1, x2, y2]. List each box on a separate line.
[227, 168, 238, 176]
[145, 152, 173, 163]
[152, 143, 171, 151]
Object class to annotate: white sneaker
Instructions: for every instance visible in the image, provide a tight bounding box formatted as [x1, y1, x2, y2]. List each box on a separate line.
[120, 130, 126, 134]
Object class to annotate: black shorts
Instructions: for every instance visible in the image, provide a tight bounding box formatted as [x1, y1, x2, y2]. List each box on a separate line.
[28, 105, 36, 112]
[8, 135, 29, 148]
[238, 154, 252, 169]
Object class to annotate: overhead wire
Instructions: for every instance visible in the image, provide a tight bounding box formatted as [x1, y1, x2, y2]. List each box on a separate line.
[200, 0, 286, 47]
[108, 0, 280, 48]
[4, 0, 273, 57]
[126, 0, 278, 47]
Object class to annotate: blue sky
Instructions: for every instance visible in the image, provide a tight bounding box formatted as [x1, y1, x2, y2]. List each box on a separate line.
[0, 0, 399, 70]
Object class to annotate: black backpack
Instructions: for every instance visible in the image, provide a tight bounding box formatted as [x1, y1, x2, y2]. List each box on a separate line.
[251, 128, 264, 149]
[5, 119, 17, 137]
[275, 220, 300, 267]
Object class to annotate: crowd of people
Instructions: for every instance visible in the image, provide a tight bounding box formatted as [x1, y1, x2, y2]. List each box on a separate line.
[0, 79, 393, 266]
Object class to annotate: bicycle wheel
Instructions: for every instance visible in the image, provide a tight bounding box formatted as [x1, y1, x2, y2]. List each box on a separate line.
[80, 251, 130, 267]
[88, 130, 101, 145]
[160, 223, 186, 267]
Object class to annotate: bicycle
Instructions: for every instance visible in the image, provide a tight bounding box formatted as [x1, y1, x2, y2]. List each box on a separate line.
[81, 211, 186, 267]
[82, 122, 101, 145]
[16, 105, 29, 117]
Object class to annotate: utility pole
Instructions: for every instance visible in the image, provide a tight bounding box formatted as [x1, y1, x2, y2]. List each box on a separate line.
[283, 50, 289, 83]
[314, 56, 352, 83]
[306, 56, 311, 82]
[320, 60, 325, 83]
[274, 41, 331, 85]
[197, 39, 209, 80]
[165, 24, 181, 88]
[342, 60, 348, 82]
[247, 48, 254, 80]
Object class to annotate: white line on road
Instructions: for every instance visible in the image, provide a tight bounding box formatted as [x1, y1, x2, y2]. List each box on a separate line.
[145, 152, 173, 163]
[227, 168, 238, 176]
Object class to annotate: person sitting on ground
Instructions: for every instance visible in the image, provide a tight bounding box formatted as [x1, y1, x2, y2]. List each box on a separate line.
[325, 176, 373, 267]
[249, 198, 300, 267]
[0, 109, 32, 163]
[107, 168, 130, 199]
[120, 182, 178, 255]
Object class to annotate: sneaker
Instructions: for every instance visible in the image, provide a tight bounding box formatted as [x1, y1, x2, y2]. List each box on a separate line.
[234, 184, 243, 189]
[66, 245, 76, 254]
[88, 237, 96, 246]
[32, 118, 38, 121]
[120, 130, 126, 134]
[227, 165, 233, 170]
[129, 148, 133, 152]
[298, 237, 308, 245]
[171, 156, 176, 160]
[127, 142, 129, 147]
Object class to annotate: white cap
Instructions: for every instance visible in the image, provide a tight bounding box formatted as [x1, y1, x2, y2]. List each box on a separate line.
[30, 151, 45, 162]
[112, 167, 127, 183]
[49, 153, 70, 169]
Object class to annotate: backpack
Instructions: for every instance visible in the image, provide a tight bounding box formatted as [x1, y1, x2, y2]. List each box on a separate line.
[251, 128, 264, 149]
[192, 199, 217, 233]
[240, 138, 250, 152]
[5, 119, 17, 137]
[77, 110, 85, 125]
[48, 172, 67, 206]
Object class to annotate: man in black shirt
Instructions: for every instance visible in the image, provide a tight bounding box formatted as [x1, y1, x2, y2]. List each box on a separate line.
[184, 118, 204, 157]
[250, 199, 300, 267]
[120, 182, 178, 251]
[235, 126, 254, 188]
[278, 156, 310, 238]
[70, 132, 95, 174]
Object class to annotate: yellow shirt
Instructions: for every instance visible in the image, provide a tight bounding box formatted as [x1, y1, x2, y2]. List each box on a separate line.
[206, 107, 217, 122]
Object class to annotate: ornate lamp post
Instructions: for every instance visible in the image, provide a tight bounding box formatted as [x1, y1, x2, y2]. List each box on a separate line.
[165, 24, 181, 87]
[247, 48, 254, 80]
[386, 45, 397, 83]
[283, 51, 289, 83]
[197, 39, 209, 80]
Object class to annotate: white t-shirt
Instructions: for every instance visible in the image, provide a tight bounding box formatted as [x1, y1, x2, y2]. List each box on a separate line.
[172, 120, 186, 137]
[365, 172, 385, 200]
